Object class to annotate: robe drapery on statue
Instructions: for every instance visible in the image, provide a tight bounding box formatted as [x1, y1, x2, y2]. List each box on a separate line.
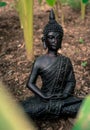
[22, 55, 82, 119]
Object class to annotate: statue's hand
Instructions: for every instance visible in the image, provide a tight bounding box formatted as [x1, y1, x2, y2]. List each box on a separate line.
[43, 95, 54, 100]
[43, 93, 68, 101]
[50, 93, 68, 100]
[44, 94, 62, 100]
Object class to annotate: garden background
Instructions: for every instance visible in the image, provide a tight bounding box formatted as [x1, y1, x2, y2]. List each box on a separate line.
[0, 0, 90, 129]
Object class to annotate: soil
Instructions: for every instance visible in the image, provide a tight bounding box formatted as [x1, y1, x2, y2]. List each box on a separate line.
[0, 0, 90, 130]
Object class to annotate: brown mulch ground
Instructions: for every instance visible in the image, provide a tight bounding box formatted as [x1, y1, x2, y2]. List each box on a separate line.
[0, 1, 90, 130]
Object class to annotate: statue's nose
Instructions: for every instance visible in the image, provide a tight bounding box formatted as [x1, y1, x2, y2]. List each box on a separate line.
[52, 38, 56, 43]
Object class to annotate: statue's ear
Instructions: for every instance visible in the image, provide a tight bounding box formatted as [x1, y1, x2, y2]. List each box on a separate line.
[42, 37, 47, 49]
[59, 39, 62, 49]
[59, 44, 62, 49]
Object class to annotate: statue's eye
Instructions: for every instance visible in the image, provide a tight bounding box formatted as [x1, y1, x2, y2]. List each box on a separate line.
[48, 35, 54, 39]
[55, 34, 60, 38]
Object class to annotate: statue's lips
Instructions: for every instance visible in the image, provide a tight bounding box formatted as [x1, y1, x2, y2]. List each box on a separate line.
[49, 44, 57, 47]
[49, 45, 57, 48]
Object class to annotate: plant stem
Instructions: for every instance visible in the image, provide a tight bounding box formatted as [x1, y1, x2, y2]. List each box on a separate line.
[81, 0, 86, 20]
[58, 0, 64, 25]
[15, 0, 34, 60]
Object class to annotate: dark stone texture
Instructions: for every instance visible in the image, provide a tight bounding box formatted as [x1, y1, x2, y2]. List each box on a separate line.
[21, 9, 83, 119]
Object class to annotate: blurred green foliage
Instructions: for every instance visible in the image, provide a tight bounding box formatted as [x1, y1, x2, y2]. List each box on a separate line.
[67, 0, 81, 10]
[67, 0, 89, 10]
[46, 0, 56, 6]
[0, 82, 37, 130]
[0, 1, 7, 7]
[72, 96, 90, 130]
[82, 0, 89, 4]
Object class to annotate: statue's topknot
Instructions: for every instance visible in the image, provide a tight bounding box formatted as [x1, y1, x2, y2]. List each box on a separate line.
[49, 9, 55, 23]
[43, 9, 63, 39]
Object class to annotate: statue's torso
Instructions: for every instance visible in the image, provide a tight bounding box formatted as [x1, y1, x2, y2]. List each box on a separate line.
[36, 54, 69, 96]
[22, 54, 82, 118]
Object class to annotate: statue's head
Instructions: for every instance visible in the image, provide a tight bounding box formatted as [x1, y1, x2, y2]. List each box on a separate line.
[42, 9, 64, 50]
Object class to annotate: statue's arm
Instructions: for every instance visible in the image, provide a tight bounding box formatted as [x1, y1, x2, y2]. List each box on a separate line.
[62, 59, 76, 98]
[27, 60, 51, 100]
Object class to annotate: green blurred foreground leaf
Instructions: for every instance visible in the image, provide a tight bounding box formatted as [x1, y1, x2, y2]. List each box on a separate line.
[0, 82, 37, 130]
[0, 2, 7, 7]
[72, 96, 90, 130]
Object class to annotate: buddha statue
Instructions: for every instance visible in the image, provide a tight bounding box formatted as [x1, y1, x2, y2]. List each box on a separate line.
[21, 9, 82, 119]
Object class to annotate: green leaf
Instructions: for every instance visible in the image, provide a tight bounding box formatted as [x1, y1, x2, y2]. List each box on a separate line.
[81, 61, 87, 67]
[46, 0, 56, 6]
[0, 2, 7, 7]
[79, 37, 84, 44]
[38, 0, 42, 4]
[82, 0, 89, 4]
[0, 82, 36, 130]
[72, 96, 90, 130]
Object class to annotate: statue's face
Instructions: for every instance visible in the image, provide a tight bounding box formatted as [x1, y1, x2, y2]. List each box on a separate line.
[46, 32, 61, 51]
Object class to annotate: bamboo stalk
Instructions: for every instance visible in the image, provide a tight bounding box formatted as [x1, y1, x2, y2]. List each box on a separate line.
[58, 0, 64, 25]
[15, 0, 34, 60]
[81, 0, 86, 20]
[53, 4, 59, 22]
[15, 0, 23, 28]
